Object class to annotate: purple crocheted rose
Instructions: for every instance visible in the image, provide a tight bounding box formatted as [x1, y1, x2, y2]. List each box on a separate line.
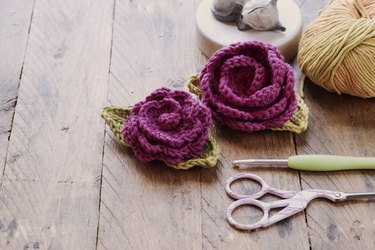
[200, 41, 297, 132]
[123, 88, 212, 164]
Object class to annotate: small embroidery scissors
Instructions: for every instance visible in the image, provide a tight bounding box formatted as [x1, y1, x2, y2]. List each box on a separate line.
[226, 173, 375, 230]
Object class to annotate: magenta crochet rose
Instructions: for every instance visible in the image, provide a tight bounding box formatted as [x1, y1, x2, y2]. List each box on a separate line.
[200, 41, 297, 132]
[122, 88, 212, 164]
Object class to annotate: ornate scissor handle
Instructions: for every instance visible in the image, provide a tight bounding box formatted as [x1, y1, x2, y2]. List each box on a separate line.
[227, 189, 347, 230]
[225, 173, 269, 200]
[227, 198, 268, 230]
[226, 173, 302, 230]
[227, 196, 294, 230]
[225, 173, 296, 200]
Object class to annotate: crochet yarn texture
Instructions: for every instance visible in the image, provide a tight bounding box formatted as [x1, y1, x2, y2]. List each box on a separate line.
[189, 75, 308, 134]
[194, 41, 307, 133]
[101, 88, 220, 170]
[298, 0, 375, 98]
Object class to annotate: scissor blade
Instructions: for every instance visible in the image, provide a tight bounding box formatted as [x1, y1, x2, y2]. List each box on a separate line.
[232, 159, 289, 167]
[345, 192, 375, 200]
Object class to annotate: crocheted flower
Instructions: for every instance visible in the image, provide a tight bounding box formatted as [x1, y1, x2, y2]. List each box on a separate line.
[122, 88, 212, 165]
[200, 41, 297, 132]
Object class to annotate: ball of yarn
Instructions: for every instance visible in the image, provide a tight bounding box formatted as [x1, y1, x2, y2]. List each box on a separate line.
[298, 0, 375, 98]
[200, 41, 297, 132]
[122, 88, 212, 165]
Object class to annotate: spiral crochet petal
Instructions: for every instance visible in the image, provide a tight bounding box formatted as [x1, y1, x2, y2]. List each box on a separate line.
[200, 41, 297, 132]
[101, 105, 220, 169]
[122, 88, 212, 165]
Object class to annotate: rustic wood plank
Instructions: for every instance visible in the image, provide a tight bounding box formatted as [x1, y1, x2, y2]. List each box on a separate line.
[200, 129, 309, 249]
[98, 0, 309, 249]
[99, 134, 203, 250]
[296, 82, 375, 249]
[0, 0, 34, 176]
[0, 0, 114, 248]
[294, 0, 375, 249]
[199, 1, 310, 248]
[1, 0, 372, 248]
[97, 1, 206, 249]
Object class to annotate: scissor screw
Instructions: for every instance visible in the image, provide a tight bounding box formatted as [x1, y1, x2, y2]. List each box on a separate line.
[335, 193, 341, 198]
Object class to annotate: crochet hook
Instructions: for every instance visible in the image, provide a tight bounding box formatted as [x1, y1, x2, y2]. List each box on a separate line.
[232, 155, 375, 171]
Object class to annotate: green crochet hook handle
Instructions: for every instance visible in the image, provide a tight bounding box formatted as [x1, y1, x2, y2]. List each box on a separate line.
[288, 155, 375, 171]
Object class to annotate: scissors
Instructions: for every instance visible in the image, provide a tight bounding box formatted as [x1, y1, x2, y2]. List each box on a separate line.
[226, 173, 375, 230]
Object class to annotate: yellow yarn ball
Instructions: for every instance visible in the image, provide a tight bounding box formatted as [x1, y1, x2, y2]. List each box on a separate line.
[298, 0, 375, 98]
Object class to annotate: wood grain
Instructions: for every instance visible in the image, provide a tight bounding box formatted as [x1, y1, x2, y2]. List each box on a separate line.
[0, 0, 114, 248]
[200, 129, 309, 249]
[0, 0, 34, 175]
[1, 0, 374, 249]
[97, 0, 206, 249]
[294, 0, 375, 249]
[296, 82, 375, 249]
[98, 0, 308, 249]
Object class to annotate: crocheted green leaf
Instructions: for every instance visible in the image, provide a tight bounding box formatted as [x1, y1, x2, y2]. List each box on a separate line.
[101, 106, 131, 146]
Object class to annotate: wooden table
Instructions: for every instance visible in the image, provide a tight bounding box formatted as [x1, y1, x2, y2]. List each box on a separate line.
[1, 0, 374, 249]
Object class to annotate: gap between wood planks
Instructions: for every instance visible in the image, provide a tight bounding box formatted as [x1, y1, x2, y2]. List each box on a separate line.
[0, 0, 36, 187]
[95, 0, 117, 249]
[294, 132, 313, 250]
